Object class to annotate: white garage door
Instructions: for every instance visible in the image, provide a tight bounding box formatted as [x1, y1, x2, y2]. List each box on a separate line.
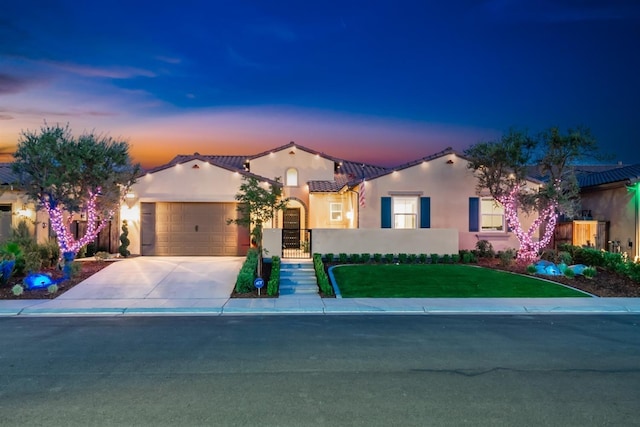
[141, 202, 249, 256]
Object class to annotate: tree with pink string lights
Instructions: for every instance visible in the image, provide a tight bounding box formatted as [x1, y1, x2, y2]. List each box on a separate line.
[464, 127, 601, 263]
[12, 123, 140, 270]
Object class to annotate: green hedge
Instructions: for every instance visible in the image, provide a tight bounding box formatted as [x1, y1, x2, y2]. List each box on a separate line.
[267, 256, 280, 296]
[235, 249, 259, 293]
[313, 253, 334, 296]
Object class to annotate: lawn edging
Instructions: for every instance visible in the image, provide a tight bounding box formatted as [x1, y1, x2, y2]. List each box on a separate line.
[327, 265, 343, 298]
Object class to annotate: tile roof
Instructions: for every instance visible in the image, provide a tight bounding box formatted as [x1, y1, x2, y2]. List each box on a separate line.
[0, 163, 17, 185]
[578, 163, 640, 188]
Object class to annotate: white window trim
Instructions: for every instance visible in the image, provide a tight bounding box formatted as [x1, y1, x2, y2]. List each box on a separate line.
[285, 167, 299, 187]
[330, 202, 343, 221]
[480, 197, 505, 232]
[393, 196, 418, 229]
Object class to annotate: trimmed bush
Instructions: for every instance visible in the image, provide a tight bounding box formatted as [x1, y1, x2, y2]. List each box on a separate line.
[324, 253, 334, 263]
[451, 254, 460, 264]
[462, 252, 472, 264]
[384, 253, 394, 263]
[397, 253, 408, 264]
[338, 253, 348, 263]
[360, 253, 371, 264]
[373, 253, 382, 263]
[350, 253, 361, 263]
[313, 253, 334, 296]
[418, 254, 427, 264]
[267, 256, 280, 296]
[235, 249, 259, 293]
[526, 264, 537, 275]
[563, 267, 576, 278]
[442, 254, 451, 264]
[407, 254, 417, 264]
[430, 253, 439, 264]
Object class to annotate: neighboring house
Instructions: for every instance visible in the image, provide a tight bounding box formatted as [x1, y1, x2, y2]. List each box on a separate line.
[123, 142, 541, 257]
[577, 164, 640, 261]
[0, 163, 39, 242]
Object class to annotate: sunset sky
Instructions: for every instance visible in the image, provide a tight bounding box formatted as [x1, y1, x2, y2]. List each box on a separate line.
[1, 0, 639, 168]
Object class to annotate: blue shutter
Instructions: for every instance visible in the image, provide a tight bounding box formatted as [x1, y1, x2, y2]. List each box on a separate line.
[420, 197, 431, 228]
[469, 197, 479, 232]
[381, 197, 392, 228]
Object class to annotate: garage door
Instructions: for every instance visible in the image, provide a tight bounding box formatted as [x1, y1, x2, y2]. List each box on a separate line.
[141, 202, 250, 256]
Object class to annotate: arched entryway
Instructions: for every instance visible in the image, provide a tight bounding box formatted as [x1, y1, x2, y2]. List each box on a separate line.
[282, 198, 311, 258]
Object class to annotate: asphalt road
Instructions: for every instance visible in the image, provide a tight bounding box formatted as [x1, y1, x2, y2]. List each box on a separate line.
[1, 315, 639, 426]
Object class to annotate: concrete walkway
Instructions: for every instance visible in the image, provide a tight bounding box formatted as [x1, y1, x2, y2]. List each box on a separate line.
[1, 256, 639, 316]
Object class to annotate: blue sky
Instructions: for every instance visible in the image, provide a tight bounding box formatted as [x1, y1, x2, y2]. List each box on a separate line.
[1, 0, 639, 167]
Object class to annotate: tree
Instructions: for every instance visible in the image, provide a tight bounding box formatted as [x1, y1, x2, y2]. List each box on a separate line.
[464, 127, 600, 263]
[12, 123, 140, 260]
[228, 176, 288, 277]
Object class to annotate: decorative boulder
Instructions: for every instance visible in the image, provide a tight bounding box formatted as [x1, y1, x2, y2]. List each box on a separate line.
[24, 273, 54, 290]
[568, 264, 587, 275]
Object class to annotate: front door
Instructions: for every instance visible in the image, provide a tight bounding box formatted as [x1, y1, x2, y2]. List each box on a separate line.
[282, 208, 300, 249]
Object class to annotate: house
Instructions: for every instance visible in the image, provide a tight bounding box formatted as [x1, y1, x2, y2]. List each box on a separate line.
[0, 163, 39, 242]
[577, 164, 640, 261]
[123, 142, 541, 258]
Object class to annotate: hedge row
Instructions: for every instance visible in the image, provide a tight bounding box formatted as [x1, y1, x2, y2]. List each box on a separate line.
[320, 251, 478, 264]
[313, 253, 334, 296]
[267, 256, 280, 296]
[235, 249, 259, 293]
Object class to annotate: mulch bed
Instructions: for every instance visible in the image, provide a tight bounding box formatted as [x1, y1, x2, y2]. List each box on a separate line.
[0, 261, 113, 300]
[476, 258, 640, 297]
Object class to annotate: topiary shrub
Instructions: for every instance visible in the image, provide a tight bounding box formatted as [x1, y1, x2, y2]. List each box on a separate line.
[350, 253, 361, 263]
[119, 220, 131, 258]
[373, 253, 382, 263]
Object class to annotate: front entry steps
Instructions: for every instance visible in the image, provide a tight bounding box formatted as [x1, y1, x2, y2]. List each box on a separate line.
[279, 260, 318, 297]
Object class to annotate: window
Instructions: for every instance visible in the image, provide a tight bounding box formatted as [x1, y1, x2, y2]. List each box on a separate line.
[481, 197, 504, 231]
[285, 168, 298, 186]
[330, 203, 342, 221]
[393, 197, 417, 229]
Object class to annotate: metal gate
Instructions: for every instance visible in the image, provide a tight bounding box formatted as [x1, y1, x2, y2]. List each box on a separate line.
[282, 229, 311, 258]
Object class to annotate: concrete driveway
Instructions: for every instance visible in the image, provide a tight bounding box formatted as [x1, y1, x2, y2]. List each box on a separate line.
[35, 257, 244, 313]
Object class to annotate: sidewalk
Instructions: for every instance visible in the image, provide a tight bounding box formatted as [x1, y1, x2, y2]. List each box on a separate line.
[2, 296, 640, 316]
[1, 256, 639, 317]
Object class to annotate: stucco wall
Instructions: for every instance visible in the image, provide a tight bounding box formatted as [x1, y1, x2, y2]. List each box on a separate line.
[580, 185, 638, 259]
[261, 228, 459, 256]
[249, 146, 335, 183]
[124, 159, 247, 254]
[358, 153, 538, 252]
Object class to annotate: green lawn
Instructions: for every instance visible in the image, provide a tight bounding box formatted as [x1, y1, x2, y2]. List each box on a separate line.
[330, 264, 590, 298]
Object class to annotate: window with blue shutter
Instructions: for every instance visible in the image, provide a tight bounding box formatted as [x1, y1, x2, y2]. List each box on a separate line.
[469, 197, 479, 232]
[381, 197, 391, 228]
[420, 197, 431, 228]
